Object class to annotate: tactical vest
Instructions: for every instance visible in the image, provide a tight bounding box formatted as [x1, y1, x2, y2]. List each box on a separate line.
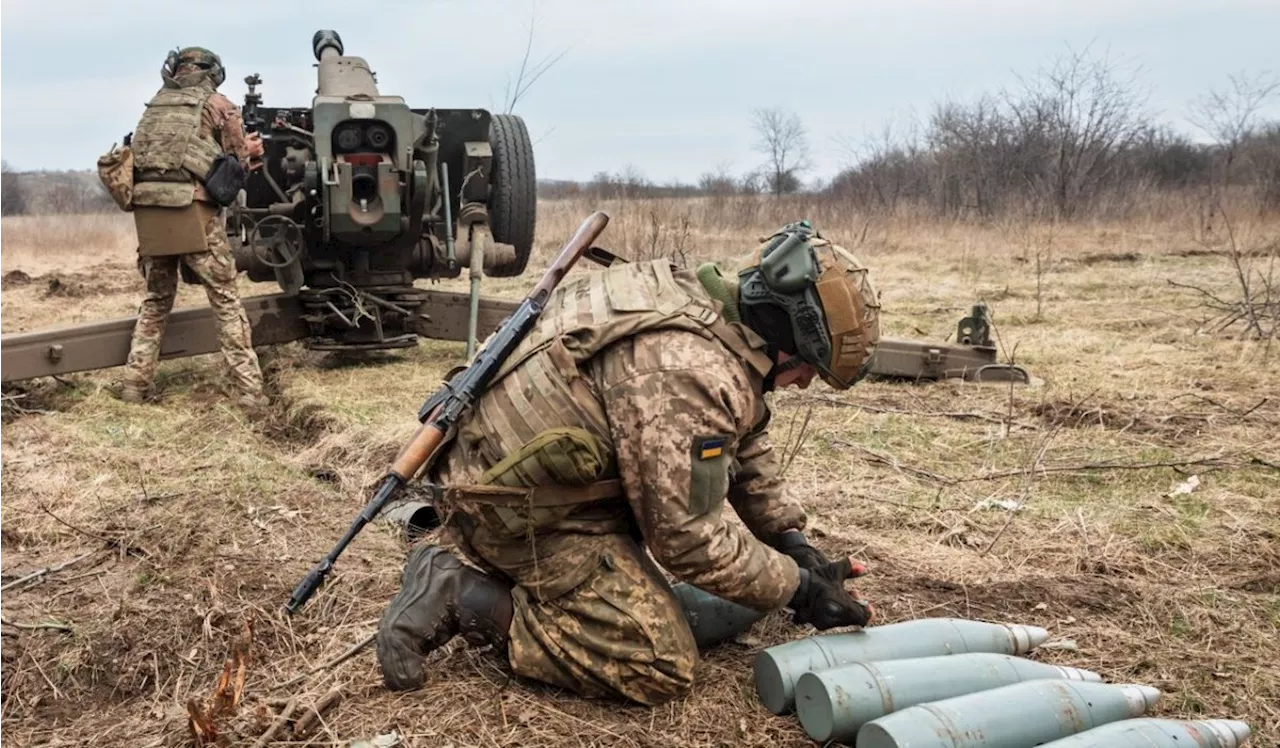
[130, 85, 224, 207]
[435, 259, 773, 516]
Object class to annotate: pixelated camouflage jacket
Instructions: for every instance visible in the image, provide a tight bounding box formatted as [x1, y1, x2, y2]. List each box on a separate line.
[433, 258, 805, 612]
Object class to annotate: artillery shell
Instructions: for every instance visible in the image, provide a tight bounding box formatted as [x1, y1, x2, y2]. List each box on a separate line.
[857, 680, 1161, 748]
[795, 652, 1102, 742]
[1036, 718, 1252, 748]
[754, 617, 1050, 714]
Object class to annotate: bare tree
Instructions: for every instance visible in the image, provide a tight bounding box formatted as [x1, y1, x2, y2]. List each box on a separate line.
[1189, 70, 1280, 212]
[1190, 71, 1280, 159]
[1, 160, 27, 216]
[751, 107, 810, 195]
[502, 0, 570, 114]
[1007, 43, 1151, 219]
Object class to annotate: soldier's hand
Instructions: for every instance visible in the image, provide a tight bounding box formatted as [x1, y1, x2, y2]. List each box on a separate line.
[774, 529, 830, 571]
[246, 132, 265, 159]
[787, 557, 874, 630]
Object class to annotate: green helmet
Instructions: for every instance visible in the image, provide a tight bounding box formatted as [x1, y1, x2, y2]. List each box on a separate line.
[737, 221, 881, 389]
[163, 46, 225, 88]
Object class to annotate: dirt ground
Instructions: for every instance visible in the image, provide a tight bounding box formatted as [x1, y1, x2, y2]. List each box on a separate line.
[2, 199, 1277, 747]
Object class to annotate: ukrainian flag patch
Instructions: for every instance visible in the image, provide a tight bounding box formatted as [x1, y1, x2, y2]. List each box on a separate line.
[689, 435, 732, 515]
[697, 436, 727, 460]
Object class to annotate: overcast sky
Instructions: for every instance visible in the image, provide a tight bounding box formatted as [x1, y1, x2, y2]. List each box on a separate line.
[3, 0, 1278, 184]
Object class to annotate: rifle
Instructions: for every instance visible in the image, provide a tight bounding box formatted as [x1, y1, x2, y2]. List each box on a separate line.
[284, 211, 611, 615]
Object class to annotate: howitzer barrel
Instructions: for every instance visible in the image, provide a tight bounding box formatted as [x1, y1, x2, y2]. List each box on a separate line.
[313, 29, 343, 60]
[312, 29, 380, 98]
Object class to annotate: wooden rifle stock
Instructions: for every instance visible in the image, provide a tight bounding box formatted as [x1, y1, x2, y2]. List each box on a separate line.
[284, 211, 610, 615]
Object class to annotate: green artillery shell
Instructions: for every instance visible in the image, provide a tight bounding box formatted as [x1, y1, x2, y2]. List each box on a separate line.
[671, 583, 766, 649]
[795, 653, 1102, 742]
[856, 681, 1161, 748]
[1036, 718, 1252, 748]
[754, 618, 1050, 715]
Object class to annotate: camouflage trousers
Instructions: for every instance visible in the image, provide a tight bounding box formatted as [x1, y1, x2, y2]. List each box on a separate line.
[492, 532, 699, 706]
[124, 216, 263, 396]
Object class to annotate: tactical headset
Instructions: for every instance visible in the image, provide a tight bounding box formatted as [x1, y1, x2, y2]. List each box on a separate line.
[161, 47, 226, 88]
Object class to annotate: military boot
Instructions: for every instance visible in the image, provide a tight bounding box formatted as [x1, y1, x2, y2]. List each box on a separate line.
[114, 380, 149, 404]
[376, 544, 514, 691]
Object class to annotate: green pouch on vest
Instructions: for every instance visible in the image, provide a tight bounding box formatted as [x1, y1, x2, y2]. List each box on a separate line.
[480, 427, 608, 489]
[479, 427, 608, 538]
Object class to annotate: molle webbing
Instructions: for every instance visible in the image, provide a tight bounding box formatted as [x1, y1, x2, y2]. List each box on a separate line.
[131, 86, 221, 182]
[487, 259, 718, 388]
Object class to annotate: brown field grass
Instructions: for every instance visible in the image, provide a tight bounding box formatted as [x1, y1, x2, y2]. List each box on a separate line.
[2, 199, 1278, 747]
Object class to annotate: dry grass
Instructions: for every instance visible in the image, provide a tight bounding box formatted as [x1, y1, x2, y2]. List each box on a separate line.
[1, 213, 138, 275]
[2, 201, 1278, 747]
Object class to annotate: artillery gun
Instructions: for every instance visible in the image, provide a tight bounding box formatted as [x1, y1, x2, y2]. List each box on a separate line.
[230, 29, 535, 355]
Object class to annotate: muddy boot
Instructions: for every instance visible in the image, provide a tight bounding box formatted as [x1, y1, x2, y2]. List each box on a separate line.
[376, 544, 514, 691]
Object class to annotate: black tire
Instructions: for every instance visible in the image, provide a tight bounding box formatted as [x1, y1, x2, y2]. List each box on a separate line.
[487, 113, 537, 277]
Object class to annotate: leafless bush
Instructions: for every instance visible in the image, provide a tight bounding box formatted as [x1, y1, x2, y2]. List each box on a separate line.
[1170, 217, 1279, 352]
[831, 118, 930, 215]
[633, 208, 693, 268]
[823, 48, 1277, 223]
[2, 160, 28, 216]
[1172, 72, 1280, 354]
[1191, 71, 1280, 224]
[1001, 210, 1060, 322]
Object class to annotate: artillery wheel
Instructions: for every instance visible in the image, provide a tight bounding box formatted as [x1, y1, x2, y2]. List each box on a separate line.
[487, 113, 536, 277]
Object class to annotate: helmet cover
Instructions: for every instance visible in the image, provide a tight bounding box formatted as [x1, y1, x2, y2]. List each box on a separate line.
[738, 221, 881, 388]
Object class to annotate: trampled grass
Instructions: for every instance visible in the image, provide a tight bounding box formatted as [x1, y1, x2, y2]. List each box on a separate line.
[1, 199, 1277, 747]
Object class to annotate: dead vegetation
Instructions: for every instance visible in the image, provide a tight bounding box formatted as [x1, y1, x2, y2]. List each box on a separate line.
[2, 202, 1279, 747]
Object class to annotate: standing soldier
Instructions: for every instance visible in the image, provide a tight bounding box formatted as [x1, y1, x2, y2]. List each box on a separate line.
[115, 47, 267, 409]
[376, 220, 882, 705]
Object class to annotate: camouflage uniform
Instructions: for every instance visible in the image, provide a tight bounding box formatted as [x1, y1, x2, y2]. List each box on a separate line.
[427, 258, 821, 705]
[122, 56, 263, 400]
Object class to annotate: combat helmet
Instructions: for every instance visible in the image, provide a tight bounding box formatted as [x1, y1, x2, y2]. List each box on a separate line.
[736, 220, 881, 389]
[161, 46, 226, 88]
